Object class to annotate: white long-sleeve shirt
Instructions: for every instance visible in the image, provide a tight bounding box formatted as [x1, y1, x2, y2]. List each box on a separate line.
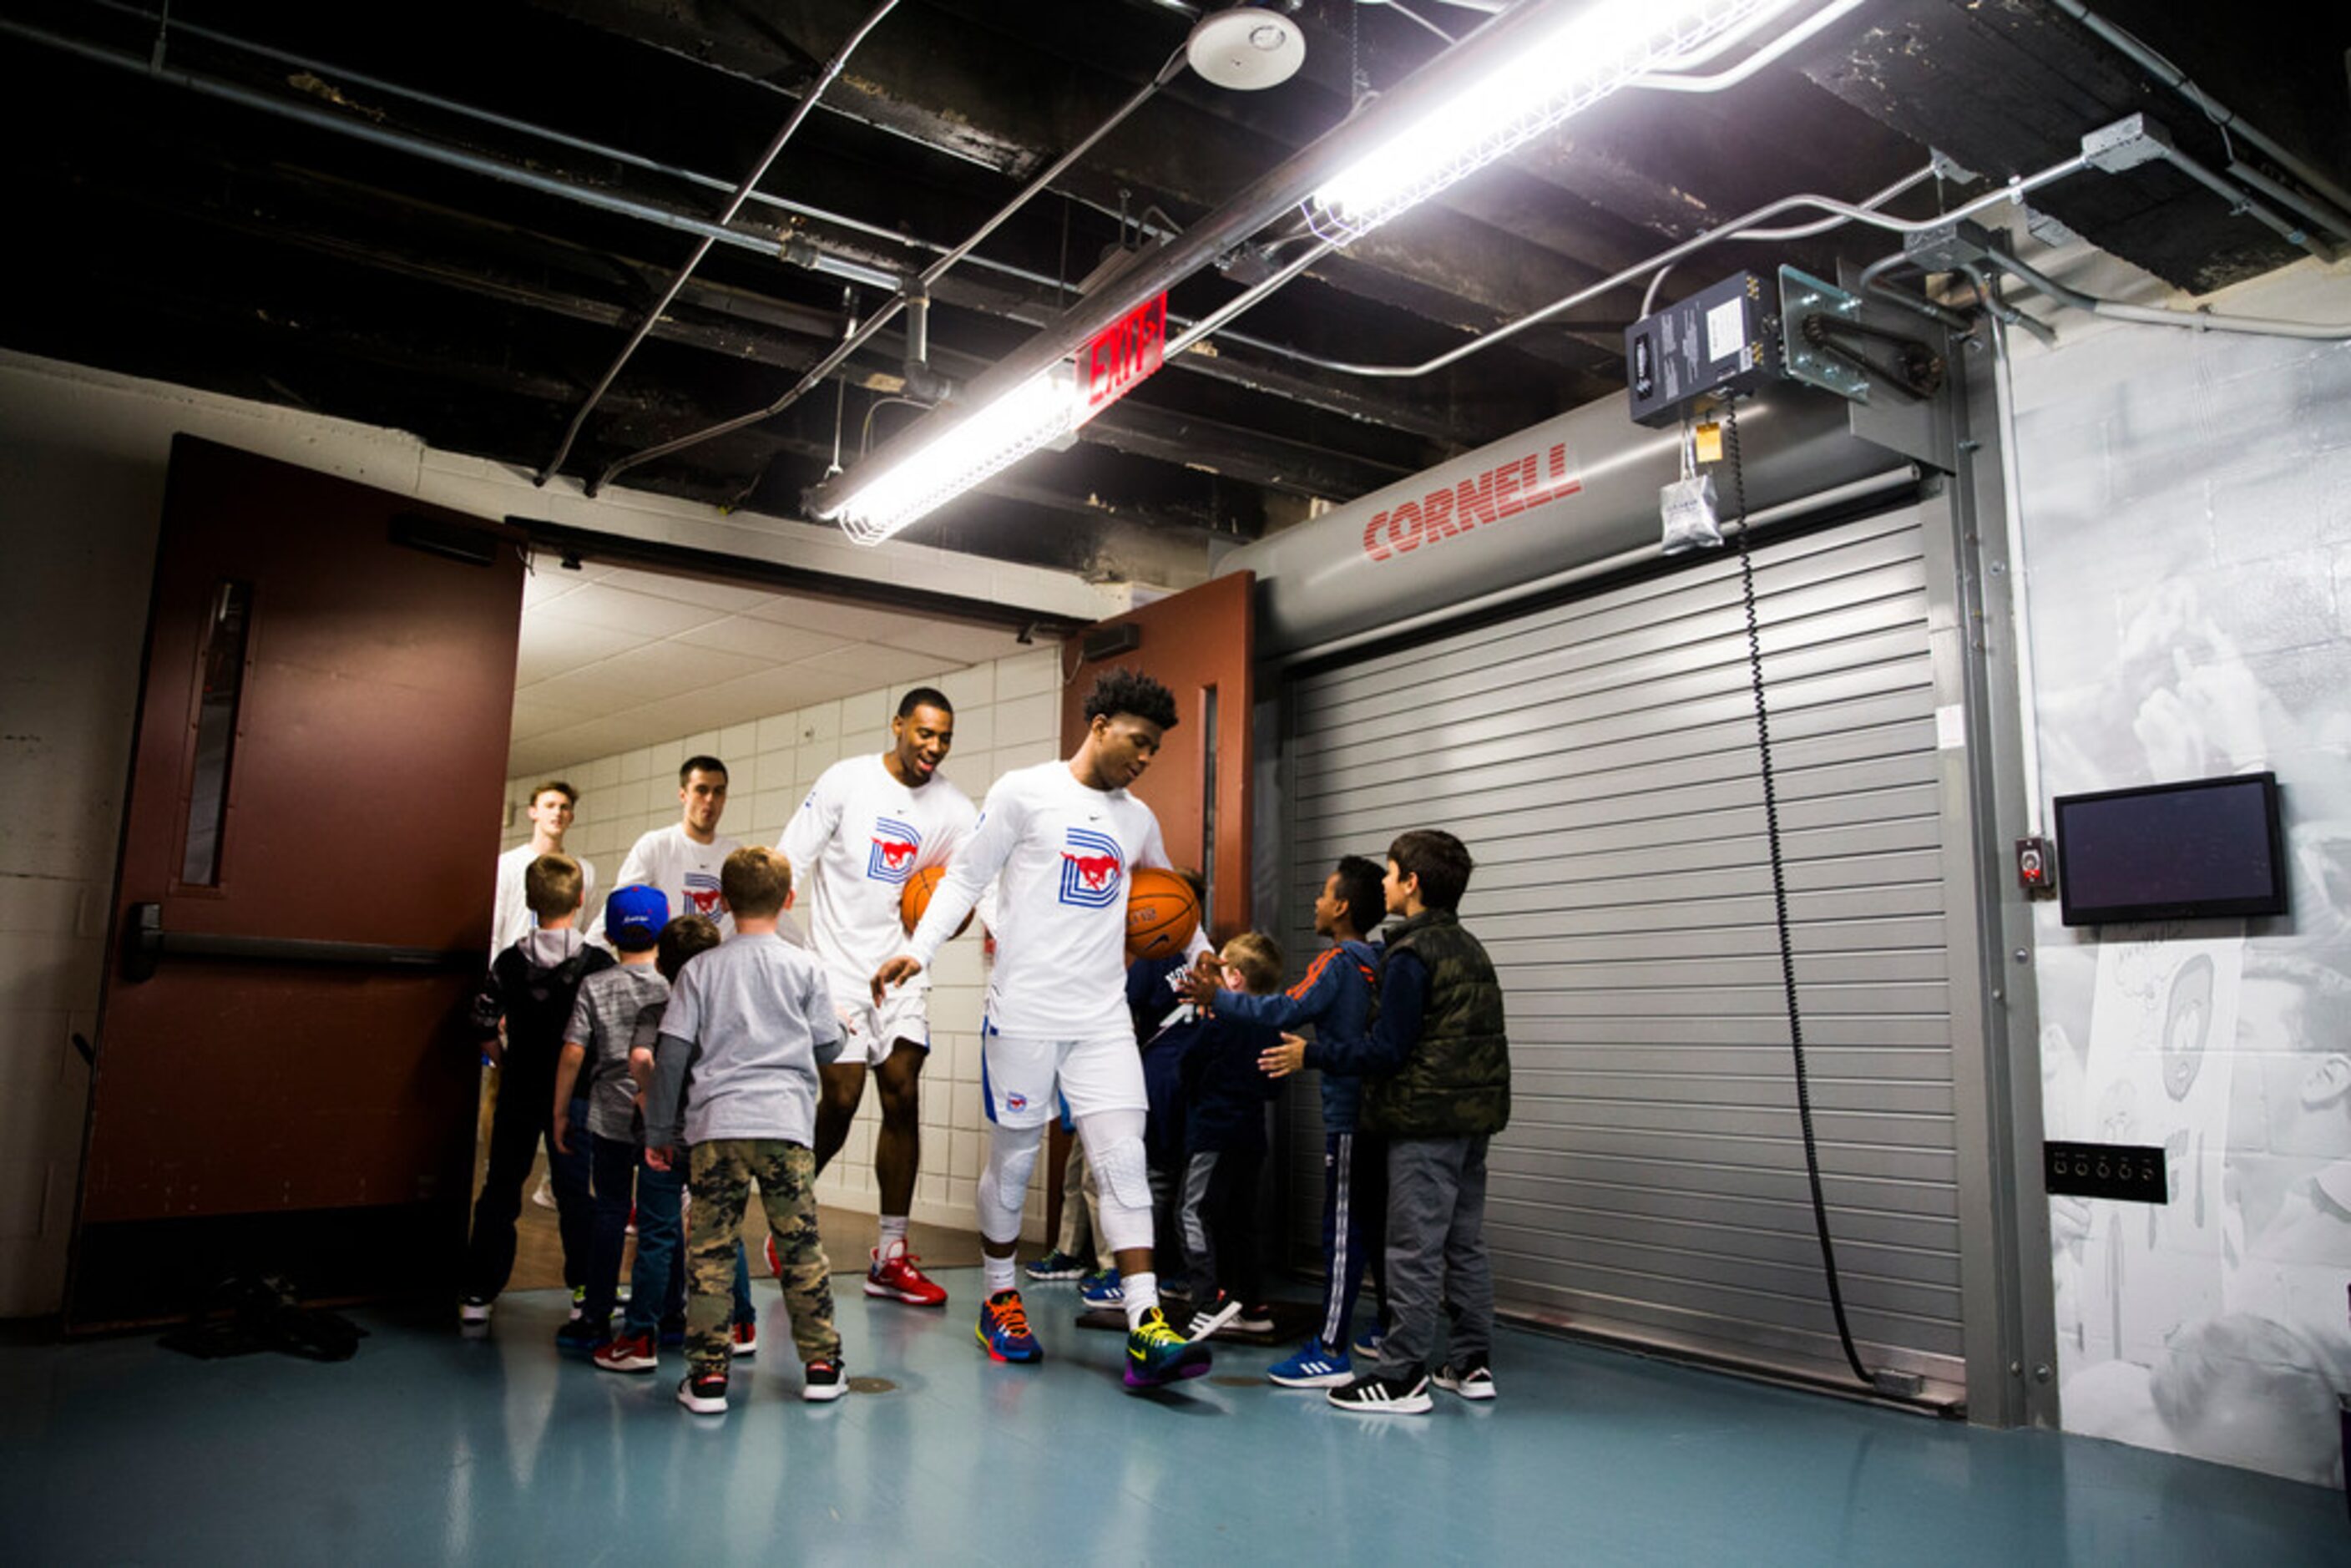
[777, 753, 976, 995]
[904, 759, 1197, 1040]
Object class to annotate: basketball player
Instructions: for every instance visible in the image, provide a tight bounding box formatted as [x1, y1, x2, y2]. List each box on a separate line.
[491, 781, 597, 956]
[873, 668, 1213, 1389]
[778, 688, 975, 1308]
[597, 756, 761, 944]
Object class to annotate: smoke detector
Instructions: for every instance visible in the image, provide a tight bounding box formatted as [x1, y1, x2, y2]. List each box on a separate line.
[1186, 7, 1306, 91]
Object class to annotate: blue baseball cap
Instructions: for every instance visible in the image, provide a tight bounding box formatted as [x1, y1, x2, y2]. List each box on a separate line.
[605, 885, 669, 951]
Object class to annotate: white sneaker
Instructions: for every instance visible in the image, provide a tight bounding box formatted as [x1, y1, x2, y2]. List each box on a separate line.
[1433, 1361, 1496, 1400]
[532, 1178, 558, 1211]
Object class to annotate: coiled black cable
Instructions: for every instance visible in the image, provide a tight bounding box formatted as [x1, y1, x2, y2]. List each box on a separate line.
[1724, 397, 1877, 1390]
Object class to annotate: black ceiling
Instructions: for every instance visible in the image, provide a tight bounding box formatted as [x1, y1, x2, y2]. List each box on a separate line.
[3, 0, 2343, 580]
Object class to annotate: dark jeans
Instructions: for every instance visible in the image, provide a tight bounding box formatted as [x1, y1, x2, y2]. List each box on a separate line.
[463, 1070, 591, 1301]
[1317, 1130, 1389, 1348]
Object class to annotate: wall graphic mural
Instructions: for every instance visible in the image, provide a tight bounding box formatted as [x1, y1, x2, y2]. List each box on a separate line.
[2019, 308, 2351, 1487]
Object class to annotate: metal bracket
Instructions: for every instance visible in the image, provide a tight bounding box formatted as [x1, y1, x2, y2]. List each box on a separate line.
[1779, 266, 1870, 404]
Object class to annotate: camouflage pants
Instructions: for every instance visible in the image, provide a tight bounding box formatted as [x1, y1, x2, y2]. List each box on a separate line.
[685, 1140, 837, 1374]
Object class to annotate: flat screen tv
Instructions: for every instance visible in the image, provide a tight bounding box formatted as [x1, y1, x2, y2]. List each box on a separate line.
[2054, 772, 2288, 926]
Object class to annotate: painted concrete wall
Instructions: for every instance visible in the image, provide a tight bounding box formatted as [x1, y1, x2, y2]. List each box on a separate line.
[2009, 256, 2351, 1485]
[499, 652, 1064, 1241]
[0, 352, 1113, 1314]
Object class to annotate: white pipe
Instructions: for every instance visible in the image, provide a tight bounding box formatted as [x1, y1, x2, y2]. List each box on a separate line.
[1625, 0, 1865, 94]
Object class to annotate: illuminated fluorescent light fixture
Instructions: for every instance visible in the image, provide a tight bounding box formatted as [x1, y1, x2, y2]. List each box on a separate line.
[826, 363, 1079, 545]
[1307, 0, 1802, 243]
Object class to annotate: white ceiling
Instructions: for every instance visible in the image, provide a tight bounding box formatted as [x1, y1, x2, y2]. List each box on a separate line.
[508, 561, 1033, 776]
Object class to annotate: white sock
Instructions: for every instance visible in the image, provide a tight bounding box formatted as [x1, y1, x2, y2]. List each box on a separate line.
[1122, 1270, 1158, 1329]
[877, 1215, 908, 1257]
[984, 1252, 1018, 1296]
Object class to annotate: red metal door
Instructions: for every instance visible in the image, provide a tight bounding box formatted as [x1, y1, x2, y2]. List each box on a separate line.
[1056, 570, 1256, 942]
[69, 436, 523, 1328]
[1048, 571, 1254, 1237]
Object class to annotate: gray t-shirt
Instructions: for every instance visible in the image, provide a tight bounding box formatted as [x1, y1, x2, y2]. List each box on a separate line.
[645, 933, 844, 1148]
[565, 962, 669, 1143]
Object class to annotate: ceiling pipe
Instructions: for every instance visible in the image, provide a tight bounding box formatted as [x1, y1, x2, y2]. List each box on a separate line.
[801, 0, 1577, 523]
[591, 41, 1195, 496]
[533, 0, 902, 486]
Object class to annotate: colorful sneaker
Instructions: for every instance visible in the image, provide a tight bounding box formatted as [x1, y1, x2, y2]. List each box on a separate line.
[866, 1246, 948, 1307]
[1124, 1307, 1213, 1390]
[458, 1297, 493, 1329]
[1023, 1248, 1089, 1282]
[658, 1313, 687, 1348]
[976, 1290, 1043, 1363]
[1433, 1360, 1496, 1400]
[555, 1317, 607, 1355]
[802, 1357, 847, 1403]
[1267, 1338, 1353, 1388]
[676, 1370, 728, 1415]
[1184, 1291, 1242, 1341]
[568, 1284, 588, 1322]
[731, 1319, 759, 1358]
[1350, 1326, 1386, 1361]
[1077, 1269, 1123, 1310]
[1327, 1371, 1432, 1414]
[593, 1332, 658, 1373]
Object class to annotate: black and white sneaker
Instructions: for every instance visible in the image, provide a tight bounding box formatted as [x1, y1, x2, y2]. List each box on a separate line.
[1185, 1292, 1243, 1342]
[1231, 1302, 1276, 1334]
[802, 1357, 847, 1403]
[676, 1371, 729, 1415]
[1433, 1360, 1496, 1400]
[458, 1297, 493, 1330]
[1327, 1372, 1433, 1414]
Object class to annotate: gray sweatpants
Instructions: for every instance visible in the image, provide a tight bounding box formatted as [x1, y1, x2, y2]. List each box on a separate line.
[1378, 1135, 1494, 1380]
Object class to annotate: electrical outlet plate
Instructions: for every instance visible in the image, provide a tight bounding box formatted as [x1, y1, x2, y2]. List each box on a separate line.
[1778, 266, 1868, 405]
[2045, 1141, 2168, 1204]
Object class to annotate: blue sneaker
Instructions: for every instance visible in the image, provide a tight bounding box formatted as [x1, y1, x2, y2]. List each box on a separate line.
[1024, 1249, 1089, 1282]
[1267, 1337, 1354, 1388]
[976, 1289, 1043, 1363]
[1078, 1269, 1123, 1309]
[1351, 1325, 1385, 1362]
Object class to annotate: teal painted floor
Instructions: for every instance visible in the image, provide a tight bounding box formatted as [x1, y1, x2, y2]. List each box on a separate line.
[3, 1267, 2343, 1566]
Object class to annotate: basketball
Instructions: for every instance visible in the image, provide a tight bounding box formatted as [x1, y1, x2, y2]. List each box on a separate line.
[1125, 867, 1201, 960]
[899, 865, 973, 938]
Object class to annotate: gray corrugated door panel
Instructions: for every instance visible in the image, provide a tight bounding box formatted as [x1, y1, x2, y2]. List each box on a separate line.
[1277, 507, 1966, 1392]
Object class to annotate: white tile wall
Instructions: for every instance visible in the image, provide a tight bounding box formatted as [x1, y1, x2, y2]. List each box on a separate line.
[504, 654, 1064, 1238]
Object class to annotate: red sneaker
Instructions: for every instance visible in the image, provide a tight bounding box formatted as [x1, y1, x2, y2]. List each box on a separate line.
[865, 1245, 948, 1307]
[764, 1234, 782, 1278]
[731, 1319, 759, 1358]
[593, 1331, 657, 1373]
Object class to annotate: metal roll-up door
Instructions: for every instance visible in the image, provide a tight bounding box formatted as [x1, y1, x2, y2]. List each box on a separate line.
[1281, 503, 1964, 1393]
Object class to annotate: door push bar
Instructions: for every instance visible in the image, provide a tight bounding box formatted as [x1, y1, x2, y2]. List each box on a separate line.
[120, 903, 482, 984]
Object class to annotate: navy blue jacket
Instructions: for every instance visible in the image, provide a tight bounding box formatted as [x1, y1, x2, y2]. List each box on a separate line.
[1206, 938, 1378, 1132]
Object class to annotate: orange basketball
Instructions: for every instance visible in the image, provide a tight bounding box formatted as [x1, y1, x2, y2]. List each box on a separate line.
[899, 865, 973, 938]
[1125, 867, 1201, 961]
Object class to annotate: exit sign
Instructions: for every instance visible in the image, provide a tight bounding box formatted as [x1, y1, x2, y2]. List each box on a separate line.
[1077, 292, 1166, 423]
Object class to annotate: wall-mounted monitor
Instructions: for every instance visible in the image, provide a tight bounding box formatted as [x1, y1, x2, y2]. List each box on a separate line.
[2053, 772, 2288, 927]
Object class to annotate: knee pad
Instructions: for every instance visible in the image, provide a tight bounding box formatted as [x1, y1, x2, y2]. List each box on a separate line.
[1078, 1109, 1154, 1253]
[977, 1123, 1044, 1242]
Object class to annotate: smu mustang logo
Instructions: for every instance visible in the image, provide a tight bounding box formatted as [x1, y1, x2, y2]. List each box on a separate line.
[866, 816, 922, 884]
[1059, 827, 1124, 908]
[683, 871, 724, 916]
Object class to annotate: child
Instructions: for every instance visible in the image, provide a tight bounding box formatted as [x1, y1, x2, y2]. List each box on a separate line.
[1176, 931, 1286, 1340]
[645, 847, 847, 1414]
[1189, 855, 1385, 1387]
[550, 884, 670, 1355]
[588, 915, 762, 1373]
[462, 853, 613, 1330]
[1261, 829, 1508, 1414]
